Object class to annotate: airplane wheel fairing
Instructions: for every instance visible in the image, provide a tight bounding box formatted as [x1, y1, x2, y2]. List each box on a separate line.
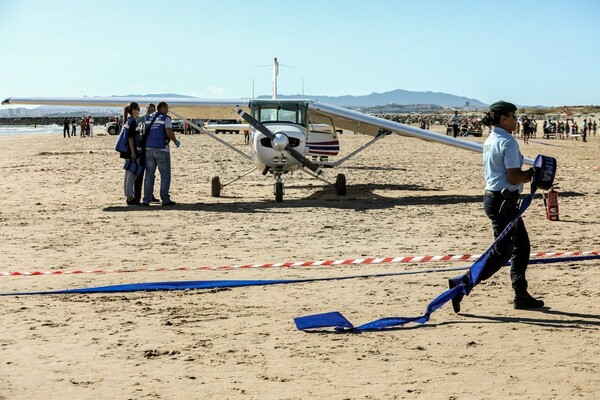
[335, 173, 346, 195]
[275, 182, 284, 202]
[210, 176, 221, 197]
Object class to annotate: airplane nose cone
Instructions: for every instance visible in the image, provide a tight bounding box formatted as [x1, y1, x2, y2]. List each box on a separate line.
[272, 132, 289, 151]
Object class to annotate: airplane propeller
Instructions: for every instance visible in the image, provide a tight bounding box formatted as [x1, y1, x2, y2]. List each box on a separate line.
[235, 108, 323, 176]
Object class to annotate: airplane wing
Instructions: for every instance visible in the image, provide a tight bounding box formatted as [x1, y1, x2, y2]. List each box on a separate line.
[1, 96, 249, 119]
[2, 96, 535, 165]
[307, 100, 535, 165]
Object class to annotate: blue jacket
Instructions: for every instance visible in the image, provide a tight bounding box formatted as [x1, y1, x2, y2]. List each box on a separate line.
[145, 113, 169, 149]
[115, 116, 139, 154]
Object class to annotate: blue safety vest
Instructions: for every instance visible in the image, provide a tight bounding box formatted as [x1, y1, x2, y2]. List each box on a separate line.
[145, 113, 169, 149]
[115, 116, 139, 153]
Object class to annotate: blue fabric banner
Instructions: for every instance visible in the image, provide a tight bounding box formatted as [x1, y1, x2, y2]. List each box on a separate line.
[295, 162, 555, 332]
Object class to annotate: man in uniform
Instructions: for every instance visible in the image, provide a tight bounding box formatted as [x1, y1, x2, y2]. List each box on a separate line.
[143, 102, 179, 206]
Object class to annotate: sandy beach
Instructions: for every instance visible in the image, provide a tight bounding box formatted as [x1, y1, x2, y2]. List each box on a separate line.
[1, 123, 599, 399]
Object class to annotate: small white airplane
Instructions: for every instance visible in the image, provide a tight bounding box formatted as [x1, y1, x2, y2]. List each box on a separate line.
[2, 58, 534, 202]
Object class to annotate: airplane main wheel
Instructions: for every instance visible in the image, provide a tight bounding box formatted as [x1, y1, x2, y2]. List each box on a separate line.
[335, 173, 346, 195]
[275, 182, 284, 202]
[210, 176, 221, 197]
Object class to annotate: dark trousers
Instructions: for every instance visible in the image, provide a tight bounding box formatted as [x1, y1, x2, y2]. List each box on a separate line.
[477, 194, 530, 292]
[133, 154, 145, 203]
[452, 125, 459, 138]
[133, 153, 156, 202]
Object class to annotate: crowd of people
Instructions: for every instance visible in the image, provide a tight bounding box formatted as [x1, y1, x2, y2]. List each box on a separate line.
[376, 111, 597, 144]
[513, 116, 598, 143]
[538, 118, 597, 142]
[62, 116, 95, 138]
[377, 112, 484, 136]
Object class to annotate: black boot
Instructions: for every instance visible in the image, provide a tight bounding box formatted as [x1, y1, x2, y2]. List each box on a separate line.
[448, 277, 464, 313]
[514, 290, 544, 309]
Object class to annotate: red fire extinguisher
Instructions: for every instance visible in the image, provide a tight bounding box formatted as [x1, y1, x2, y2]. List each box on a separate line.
[546, 188, 559, 221]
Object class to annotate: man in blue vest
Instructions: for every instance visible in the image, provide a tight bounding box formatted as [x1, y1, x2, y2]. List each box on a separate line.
[142, 101, 180, 206]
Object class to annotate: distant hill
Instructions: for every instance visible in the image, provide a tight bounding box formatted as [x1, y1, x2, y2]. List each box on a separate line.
[260, 88, 487, 108]
[114, 90, 486, 108]
[116, 91, 486, 107]
[1, 89, 486, 118]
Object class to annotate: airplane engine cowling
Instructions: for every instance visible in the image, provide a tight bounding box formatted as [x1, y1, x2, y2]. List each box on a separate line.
[252, 124, 307, 170]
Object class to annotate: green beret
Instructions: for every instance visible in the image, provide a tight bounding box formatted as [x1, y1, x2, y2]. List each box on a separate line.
[489, 100, 517, 113]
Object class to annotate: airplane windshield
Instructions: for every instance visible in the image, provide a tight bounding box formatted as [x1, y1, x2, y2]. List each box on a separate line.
[250, 101, 308, 126]
[260, 107, 299, 124]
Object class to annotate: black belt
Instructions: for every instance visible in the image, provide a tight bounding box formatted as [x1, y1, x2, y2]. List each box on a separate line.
[485, 189, 519, 200]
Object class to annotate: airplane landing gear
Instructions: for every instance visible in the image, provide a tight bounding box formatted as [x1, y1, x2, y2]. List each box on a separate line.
[335, 173, 346, 195]
[275, 182, 284, 202]
[274, 172, 284, 202]
[210, 176, 221, 197]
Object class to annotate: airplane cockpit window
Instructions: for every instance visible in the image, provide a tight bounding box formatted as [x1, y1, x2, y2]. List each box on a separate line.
[260, 107, 301, 124]
[260, 108, 278, 122]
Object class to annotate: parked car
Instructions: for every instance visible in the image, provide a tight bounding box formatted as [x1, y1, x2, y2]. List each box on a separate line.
[204, 119, 245, 134]
[105, 121, 118, 135]
[171, 119, 184, 132]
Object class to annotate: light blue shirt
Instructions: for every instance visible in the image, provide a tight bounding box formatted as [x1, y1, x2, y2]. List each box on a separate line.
[483, 126, 524, 193]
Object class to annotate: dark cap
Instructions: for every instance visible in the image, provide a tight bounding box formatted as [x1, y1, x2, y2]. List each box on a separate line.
[489, 100, 517, 113]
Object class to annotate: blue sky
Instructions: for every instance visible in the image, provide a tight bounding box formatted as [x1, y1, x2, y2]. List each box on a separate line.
[1, 0, 598, 106]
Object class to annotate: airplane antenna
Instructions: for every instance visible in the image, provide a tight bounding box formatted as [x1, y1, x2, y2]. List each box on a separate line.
[272, 57, 278, 99]
[252, 57, 294, 100]
[302, 77, 305, 99]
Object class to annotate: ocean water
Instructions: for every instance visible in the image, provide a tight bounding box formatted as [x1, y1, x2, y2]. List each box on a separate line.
[0, 125, 64, 135]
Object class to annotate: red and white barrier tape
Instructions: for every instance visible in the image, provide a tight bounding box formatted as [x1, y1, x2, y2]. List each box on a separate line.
[562, 165, 600, 170]
[2, 250, 598, 277]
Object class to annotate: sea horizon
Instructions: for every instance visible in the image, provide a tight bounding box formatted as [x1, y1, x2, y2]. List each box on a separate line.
[0, 124, 64, 136]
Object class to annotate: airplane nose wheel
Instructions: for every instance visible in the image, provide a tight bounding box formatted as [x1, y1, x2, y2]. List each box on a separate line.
[274, 173, 284, 202]
[335, 173, 346, 195]
[275, 182, 284, 202]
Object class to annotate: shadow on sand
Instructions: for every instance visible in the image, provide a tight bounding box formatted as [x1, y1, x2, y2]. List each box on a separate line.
[459, 308, 600, 329]
[103, 183, 492, 213]
[104, 187, 586, 213]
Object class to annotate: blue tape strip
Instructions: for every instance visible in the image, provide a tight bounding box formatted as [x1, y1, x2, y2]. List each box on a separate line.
[2, 255, 597, 298]
[0, 254, 600, 310]
[0, 267, 469, 296]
